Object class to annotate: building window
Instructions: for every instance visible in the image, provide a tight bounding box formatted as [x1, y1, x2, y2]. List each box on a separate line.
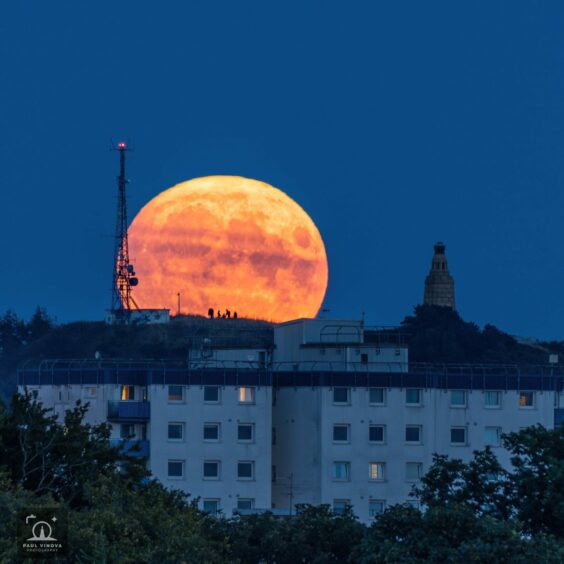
[369, 499, 385, 518]
[361, 353, 368, 365]
[203, 499, 219, 515]
[120, 423, 135, 439]
[451, 427, 467, 445]
[167, 460, 184, 479]
[333, 499, 350, 515]
[237, 461, 255, 480]
[333, 387, 350, 404]
[406, 389, 422, 406]
[204, 386, 220, 403]
[406, 462, 423, 481]
[203, 461, 220, 479]
[519, 391, 535, 408]
[203, 423, 220, 441]
[405, 425, 422, 444]
[450, 390, 467, 407]
[333, 424, 349, 442]
[332, 461, 351, 481]
[484, 390, 501, 408]
[369, 462, 385, 481]
[484, 427, 501, 446]
[167, 422, 184, 441]
[369, 424, 385, 443]
[237, 423, 254, 442]
[168, 385, 184, 402]
[369, 388, 385, 405]
[239, 387, 255, 404]
[237, 498, 254, 510]
[121, 385, 135, 401]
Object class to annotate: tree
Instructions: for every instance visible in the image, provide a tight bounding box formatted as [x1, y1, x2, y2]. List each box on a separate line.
[353, 504, 564, 563]
[503, 425, 564, 536]
[0, 390, 148, 505]
[27, 306, 54, 341]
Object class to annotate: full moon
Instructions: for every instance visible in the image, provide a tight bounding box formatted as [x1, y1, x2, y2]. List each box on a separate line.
[127, 175, 328, 322]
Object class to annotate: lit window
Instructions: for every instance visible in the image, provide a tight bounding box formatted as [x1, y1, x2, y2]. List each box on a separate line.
[450, 390, 467, 407]
[369, 388, 385, 405]
[484, 391, 501, 407]
[369, 462, 385, 481]
[519, 391, 535, 408]
[237, 424, 254, 442]
[406, 462, 423, 481]
[239, 387, 255, 404]
[203, 499, 219, 515]
[405, 425, 422, 444]
[167, 460, 184, 479]
[451, 427, 467, 445]
[333, 424, 349, 442]
[333, 387, 350, 404]
[333, 499, 350, 515]
[120, 423, 135, 439]
[204, 386, 220, 403]
[121, 385, 135, 401]
[168, 422, 184, 441]
[203, 461, 220, 479]
[369, 425, 385, 443]
[406, 389, 422, 405]
[237, 498, 254, 510]
[484, 427, 501, 446]
[237, 461, 254, 480]
[369, 499, 385, 518]
[168, 385, 184, 402]
[332, 461, 351, 481]
[203, 423, 220, 441]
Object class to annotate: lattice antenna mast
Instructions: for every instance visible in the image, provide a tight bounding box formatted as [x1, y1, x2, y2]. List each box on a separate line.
[111, 142, 139, 315]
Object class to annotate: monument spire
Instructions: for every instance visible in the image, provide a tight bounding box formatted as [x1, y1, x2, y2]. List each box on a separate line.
[424, 242, 455, 309]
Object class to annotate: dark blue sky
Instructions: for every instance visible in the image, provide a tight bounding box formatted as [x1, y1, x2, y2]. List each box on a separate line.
[1, 1, 564, 339]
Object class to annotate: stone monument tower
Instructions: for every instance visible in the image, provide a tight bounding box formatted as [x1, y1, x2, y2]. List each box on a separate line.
[424, 242, 455, 309]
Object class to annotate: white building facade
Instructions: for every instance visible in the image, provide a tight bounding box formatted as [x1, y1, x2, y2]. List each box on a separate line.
[18, 319, 562, 523]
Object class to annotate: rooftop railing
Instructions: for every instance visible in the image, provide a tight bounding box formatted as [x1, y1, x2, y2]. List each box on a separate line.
[17, 359, 564, 392]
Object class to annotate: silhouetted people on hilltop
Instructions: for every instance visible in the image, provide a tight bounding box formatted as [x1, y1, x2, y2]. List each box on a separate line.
[209, 307, 238, 319]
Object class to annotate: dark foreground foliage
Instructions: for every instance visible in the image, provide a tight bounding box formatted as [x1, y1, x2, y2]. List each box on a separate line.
[1, 392, 563, 562]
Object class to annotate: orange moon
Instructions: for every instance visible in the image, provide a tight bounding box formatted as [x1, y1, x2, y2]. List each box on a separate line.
[127, 175, 328, 322]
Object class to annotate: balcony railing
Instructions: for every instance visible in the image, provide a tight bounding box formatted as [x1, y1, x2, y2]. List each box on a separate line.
[107, 400, 150, 421]
[109, 439, 150, 458]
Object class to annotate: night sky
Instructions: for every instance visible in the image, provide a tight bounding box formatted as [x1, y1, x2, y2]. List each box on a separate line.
[2, 2, 564, 339]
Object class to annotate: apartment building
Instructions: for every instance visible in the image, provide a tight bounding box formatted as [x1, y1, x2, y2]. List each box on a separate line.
[18, 318, 562, 523]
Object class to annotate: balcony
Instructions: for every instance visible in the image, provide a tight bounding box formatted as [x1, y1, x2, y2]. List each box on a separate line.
[107, 400, 150, 422]
[110, 439, 150, 458]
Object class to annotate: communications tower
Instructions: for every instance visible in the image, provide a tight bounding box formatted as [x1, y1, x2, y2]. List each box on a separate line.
[110, 142, 139, 322]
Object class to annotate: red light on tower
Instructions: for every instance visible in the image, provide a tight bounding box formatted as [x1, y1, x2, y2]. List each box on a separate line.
[118, 142, 126, 149]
